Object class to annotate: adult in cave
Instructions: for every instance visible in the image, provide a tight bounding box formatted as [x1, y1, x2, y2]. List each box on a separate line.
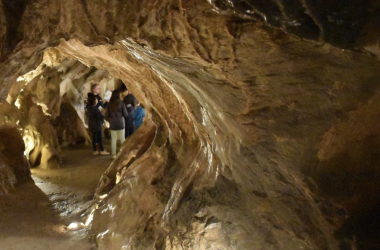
[87, 95, 110, 155]
[105, 89, 128, 158]
[121, 84, 137, 103]
[86, 83, 111, 139]
[123, 95, 135, 138]
[87, 83, 107, 109]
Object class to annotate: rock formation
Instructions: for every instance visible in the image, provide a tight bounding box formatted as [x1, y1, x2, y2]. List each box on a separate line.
[0, 103, 30, 195]
[1, 0, 380, 249]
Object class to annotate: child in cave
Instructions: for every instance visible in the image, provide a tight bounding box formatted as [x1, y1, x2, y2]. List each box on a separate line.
[133, 101, 145, 130]
[87, 95, 110, 155]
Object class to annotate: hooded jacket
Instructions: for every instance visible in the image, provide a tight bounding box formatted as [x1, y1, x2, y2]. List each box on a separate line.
[123, 96, 135, 129]
[105, 100, 128, 130]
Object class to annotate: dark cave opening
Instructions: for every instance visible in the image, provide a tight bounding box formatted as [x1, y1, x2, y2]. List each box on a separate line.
[306, 127, 380, 249]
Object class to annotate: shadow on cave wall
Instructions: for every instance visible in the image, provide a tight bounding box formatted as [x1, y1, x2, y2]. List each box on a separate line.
[211, 0, 380, 48]
[1, 0, 29, 58]
[303, 95, 380, 249]
[318, 137, 380, 250]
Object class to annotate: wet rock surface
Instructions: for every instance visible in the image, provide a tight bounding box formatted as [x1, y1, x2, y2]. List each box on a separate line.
[208, 0, 380, 48]
[0, 0, 380, 249]
[0, 144, 111, 250]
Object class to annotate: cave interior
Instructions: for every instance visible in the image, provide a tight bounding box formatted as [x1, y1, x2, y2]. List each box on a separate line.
[1, 0, 380, 249]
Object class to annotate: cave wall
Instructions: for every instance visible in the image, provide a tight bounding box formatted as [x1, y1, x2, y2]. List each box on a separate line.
[58, 31, 380, 250]
[1, 0, 380, 249]
[0, 102, 30, 195]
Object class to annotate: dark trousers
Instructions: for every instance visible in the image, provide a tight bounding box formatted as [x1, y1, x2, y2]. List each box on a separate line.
[125, 126, 135, 138]
[92, 131, 104, 151]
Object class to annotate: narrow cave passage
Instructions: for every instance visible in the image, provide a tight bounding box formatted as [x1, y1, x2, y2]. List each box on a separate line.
[0, 45, 148, 248]
[0, 144, 111, 249]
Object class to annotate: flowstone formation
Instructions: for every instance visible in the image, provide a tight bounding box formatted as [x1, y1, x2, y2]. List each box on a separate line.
[1, 0, 380, 249]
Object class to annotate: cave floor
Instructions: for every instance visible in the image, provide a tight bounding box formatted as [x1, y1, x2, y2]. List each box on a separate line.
[0, 143, 113, 250]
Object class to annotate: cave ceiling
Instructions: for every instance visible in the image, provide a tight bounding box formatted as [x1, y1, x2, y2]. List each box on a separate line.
[1, 0, 380, 61]
[210, 0, 380, 47]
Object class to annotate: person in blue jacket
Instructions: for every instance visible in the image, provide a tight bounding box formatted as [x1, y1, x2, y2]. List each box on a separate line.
[133, 102, 145, 130]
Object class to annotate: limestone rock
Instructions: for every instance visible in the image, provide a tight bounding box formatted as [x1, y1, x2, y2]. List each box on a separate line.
[0, 0, 380, 249]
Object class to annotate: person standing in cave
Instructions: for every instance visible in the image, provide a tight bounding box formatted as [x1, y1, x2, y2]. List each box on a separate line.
[123, 95, 135, 138]
[87, 83, 107, 109]
[133, 102, 145, 130]
[105, 90, 128, 158]
[87, 95, 110, 156]
[123, 85, 137, 103]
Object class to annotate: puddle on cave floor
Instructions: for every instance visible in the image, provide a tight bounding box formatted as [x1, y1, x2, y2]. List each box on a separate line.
[0, 143, 113, 250]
